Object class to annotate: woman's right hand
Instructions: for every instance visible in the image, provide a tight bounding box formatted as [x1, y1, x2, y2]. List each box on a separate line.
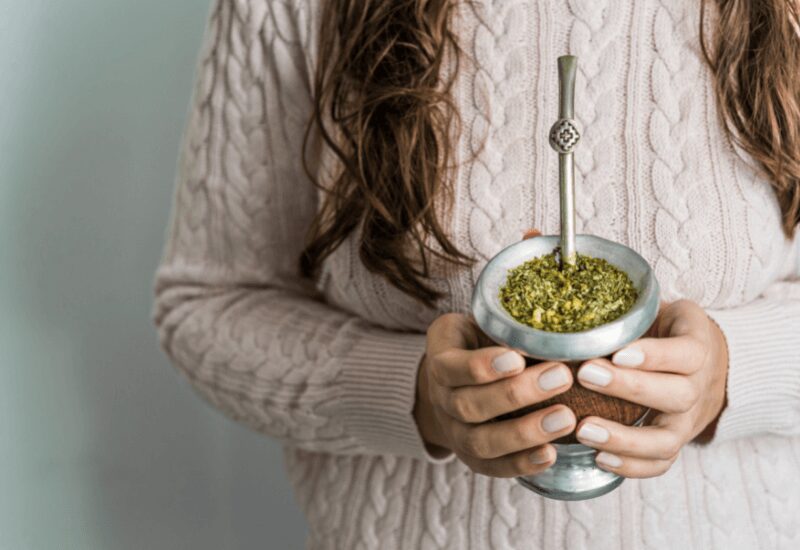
[413, 313, 577, 477]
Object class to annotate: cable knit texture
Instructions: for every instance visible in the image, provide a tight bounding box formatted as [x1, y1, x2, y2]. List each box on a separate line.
[152, 1, 800, 548]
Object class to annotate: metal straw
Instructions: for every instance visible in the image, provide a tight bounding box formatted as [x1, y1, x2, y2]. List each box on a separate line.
[549, 56, 581, 268]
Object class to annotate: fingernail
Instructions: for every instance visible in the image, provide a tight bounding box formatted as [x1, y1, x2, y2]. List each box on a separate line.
[577, 363, 612, 387]
[577, 423, 610, 444]
[542, 409, 574, 433]
[529, 447, 552, 465]
[492, 351, 524, 373]
[538, 365, 570, 391]
[612, 346, 644, 367]
[596, 451, 623, 468]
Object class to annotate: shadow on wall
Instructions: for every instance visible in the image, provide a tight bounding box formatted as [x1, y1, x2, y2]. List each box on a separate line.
[0, 1, 307, 549]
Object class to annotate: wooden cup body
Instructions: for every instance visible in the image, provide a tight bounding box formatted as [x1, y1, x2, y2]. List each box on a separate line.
[497, 357, 647, 443]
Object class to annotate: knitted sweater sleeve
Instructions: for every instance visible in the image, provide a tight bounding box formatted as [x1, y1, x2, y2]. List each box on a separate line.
[151, 0, 445, 462]
[705, 240, 800, 442]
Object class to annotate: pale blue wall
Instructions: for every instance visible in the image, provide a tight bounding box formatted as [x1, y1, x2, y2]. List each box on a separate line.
[0, 1, 307, 548]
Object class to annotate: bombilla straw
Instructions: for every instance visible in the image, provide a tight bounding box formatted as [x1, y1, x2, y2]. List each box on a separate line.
[549, 55, 581, 268]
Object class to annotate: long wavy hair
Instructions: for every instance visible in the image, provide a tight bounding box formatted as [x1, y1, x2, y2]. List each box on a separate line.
[301, 0, 800, 306]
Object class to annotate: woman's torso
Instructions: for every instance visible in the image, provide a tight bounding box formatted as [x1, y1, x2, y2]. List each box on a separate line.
[291, 1, 800, 548]
[317, 0, 796, 330]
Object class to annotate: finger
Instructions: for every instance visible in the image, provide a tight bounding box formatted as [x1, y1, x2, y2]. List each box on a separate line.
[454, 405, 576, 459]
[465, 314, 501, 349]
[643, 299, 671, 337]
[658, 299, 713, 338]
[575, 414, 688, 460]
[443, 361, 573, 422]
[459, 444, 556, 478]
[594, 451, 677, 479]
[426, 313, 484, 356]
[576, 358, 699, 414]
[522, 228, 542, 240]
[429, 347, 525, 387]
[609, 334, 707, 374]
[611, 301, 711, 374]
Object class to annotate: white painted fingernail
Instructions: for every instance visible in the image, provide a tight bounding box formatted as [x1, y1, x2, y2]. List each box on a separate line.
[538, 366, 570, 391]
[577, 423, 610, 444]
[492, 351, 524, 373]
[529, 447, 552, 465]
[612, 346, 644, 367]
[542, 409, 574, 433]
[577, 363, 612, 387]
[596, 451, 623, 468]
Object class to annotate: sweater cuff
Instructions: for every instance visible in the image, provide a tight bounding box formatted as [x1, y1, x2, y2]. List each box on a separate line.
[338, 327, 456, 464]
[705, 300, 800, 442]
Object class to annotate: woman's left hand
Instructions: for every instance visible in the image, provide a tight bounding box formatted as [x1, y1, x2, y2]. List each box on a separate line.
[574, 299, 729, 478]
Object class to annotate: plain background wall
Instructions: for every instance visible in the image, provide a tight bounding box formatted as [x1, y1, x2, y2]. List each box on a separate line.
[0, 1, 308, 548]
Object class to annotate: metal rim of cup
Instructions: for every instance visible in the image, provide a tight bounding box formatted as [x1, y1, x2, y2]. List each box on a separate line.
[471, 234, 660, 363]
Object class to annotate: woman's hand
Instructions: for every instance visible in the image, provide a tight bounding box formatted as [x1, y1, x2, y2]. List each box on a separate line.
[574, 299, 729, 478]
[413, 313, 576, 477]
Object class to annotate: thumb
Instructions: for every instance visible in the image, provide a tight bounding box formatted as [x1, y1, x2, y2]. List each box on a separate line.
[522, 228, 543, 240]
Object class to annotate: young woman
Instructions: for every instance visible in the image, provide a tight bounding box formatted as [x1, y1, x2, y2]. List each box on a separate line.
[153, 0, 800, 547]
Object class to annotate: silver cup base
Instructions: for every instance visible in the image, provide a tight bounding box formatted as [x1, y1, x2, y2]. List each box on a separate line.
[515, 443, 624, 501]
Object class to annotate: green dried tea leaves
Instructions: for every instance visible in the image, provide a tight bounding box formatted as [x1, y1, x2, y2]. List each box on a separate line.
[499, 250, 637, 332]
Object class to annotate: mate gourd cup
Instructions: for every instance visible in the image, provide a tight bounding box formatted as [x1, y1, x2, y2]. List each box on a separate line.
[471, 233, 660, 501]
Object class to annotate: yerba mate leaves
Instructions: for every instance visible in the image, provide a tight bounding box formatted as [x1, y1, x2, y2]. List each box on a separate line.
[499, 250, 637, 333]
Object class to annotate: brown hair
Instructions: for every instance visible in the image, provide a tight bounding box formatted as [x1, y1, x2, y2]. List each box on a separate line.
[701, 0, 800, 238]
[302, 0, 800, 306]
[300, 0, 470, 307]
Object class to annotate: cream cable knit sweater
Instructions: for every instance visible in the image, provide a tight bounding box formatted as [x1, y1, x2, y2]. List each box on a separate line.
[152, 1, 800, 548]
